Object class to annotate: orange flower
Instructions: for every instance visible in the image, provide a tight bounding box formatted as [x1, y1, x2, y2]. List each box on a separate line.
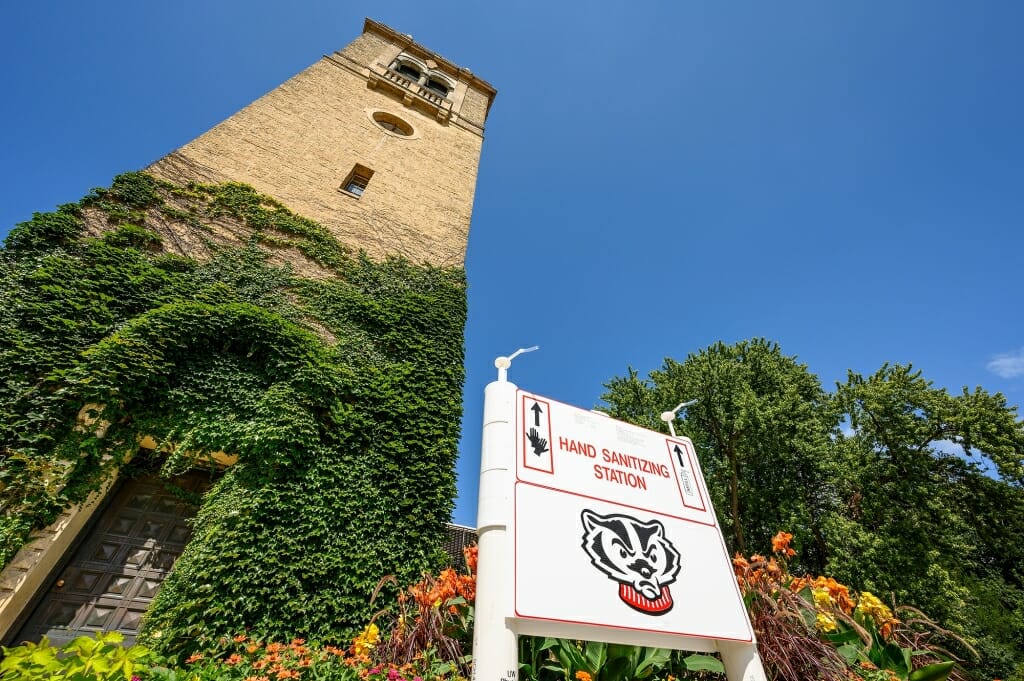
[575, 672, 593, 681]
[771, 531, 796, 558]
[464, 545, 478, 574]
[252, 659, 269, 670]
[436, 569, 459, 603]
[266, 643, 286, 654]
[245, 676, 270, 681]
[248, 643, 263, 654]
[234, 634, 249, 643]
[410, 582, 431, 609]
[325, 645, 346, 657]
[186, 653, 204, 664]
[226, 653, 244, 665]
[823, 577, 855, 614]
[277, 670, 300, 680]
[789, 576, 809, 592]
[458, 574, 476, 602]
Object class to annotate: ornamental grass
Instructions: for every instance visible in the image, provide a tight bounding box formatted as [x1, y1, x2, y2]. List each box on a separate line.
[733, 531, 970, 681]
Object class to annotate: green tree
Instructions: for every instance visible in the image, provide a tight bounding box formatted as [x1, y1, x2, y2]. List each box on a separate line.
[831, 364, 1024, 674]
[601, 338, 839, 566]
[603, 344, 1024, 678]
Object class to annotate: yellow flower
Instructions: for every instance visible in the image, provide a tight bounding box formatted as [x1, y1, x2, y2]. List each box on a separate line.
[812, 587, 833, 609]
[352, 622, 380, 657]
[856, 591, 893, 624]
[815, 612, 838, 633]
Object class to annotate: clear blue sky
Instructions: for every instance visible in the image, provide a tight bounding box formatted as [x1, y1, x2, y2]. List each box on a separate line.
[2, 2, 1022, 527]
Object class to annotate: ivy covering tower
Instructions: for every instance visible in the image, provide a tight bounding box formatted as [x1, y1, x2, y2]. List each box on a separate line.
[0, 19, 495, 656]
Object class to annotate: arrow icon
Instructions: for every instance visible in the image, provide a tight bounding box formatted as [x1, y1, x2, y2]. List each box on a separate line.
[531, 402, 543, 427]
[521, 395, 554, 474]
[673, 444, 695, 496]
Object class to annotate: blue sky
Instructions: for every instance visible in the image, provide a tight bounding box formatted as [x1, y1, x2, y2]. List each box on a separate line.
[2, 2, 1022, 526]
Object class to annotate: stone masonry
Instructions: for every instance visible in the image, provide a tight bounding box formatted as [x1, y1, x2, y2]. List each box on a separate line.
[148, 19, 497, 266]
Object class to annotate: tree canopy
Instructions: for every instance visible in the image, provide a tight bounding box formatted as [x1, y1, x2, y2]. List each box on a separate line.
[601, 341, 1024, 679]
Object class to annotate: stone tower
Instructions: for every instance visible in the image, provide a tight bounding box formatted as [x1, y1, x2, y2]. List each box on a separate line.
[148, 18, 496, 265]
[0, 19, 494, 647]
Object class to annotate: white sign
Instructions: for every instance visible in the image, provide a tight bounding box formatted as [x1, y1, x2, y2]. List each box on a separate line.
[512, 390, 754, 644]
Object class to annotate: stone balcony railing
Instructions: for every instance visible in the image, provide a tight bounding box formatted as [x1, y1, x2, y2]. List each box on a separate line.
[367, 63, 454, 123]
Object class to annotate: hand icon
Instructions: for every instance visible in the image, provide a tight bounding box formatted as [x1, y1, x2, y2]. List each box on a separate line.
[527, 427, 549, 456]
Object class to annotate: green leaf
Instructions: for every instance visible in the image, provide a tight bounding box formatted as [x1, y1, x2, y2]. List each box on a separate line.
[553, 639, 586, 674]
[836, 644, 861, 665]
[30, 647, 58, 667]
[98, 630, 124, 645]
[880, 642, 910, 677]
[602, 657, 631, 681]
[681, 654, 725, 673]
[823, 628, 862, 645]
[634, 647, 672, 678]
[908, 662, 955, 681]
[583, 641, 607, 675]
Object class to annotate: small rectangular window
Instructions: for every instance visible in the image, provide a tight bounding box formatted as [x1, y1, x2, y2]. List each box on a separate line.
[341, 164, 373, 198]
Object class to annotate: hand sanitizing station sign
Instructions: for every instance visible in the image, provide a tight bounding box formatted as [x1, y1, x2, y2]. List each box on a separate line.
[473, 370, 766, 681]
[512, 390, 753, 644]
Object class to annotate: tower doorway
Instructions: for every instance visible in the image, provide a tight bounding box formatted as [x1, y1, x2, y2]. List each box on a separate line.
[10, 471, 211, 647]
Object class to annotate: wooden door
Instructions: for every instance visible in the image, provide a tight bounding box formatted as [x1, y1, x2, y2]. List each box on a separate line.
[12, 472, 210, 647]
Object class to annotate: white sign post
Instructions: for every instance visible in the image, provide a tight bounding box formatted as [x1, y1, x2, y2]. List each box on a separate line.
[472, 373, 519, 681]
[474, 361, 766, 681]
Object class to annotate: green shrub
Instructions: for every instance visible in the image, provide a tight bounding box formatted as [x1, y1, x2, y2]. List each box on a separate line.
[0, 631, 156, 680]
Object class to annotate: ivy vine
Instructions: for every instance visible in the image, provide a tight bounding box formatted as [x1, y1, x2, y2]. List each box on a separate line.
[0, 172, 466, 657]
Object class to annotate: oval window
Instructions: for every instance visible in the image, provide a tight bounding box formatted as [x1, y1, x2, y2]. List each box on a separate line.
[372, 112, 414, 136]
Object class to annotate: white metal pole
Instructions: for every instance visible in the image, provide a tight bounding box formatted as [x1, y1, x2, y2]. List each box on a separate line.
[717, 640, 768, 681]
[472, 377, 518, 681]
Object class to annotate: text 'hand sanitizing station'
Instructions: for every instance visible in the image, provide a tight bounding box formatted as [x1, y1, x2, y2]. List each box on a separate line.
[473, 349, 767, 681]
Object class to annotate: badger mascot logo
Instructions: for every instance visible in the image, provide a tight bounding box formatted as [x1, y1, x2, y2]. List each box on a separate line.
[580, 509, 681, 615]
